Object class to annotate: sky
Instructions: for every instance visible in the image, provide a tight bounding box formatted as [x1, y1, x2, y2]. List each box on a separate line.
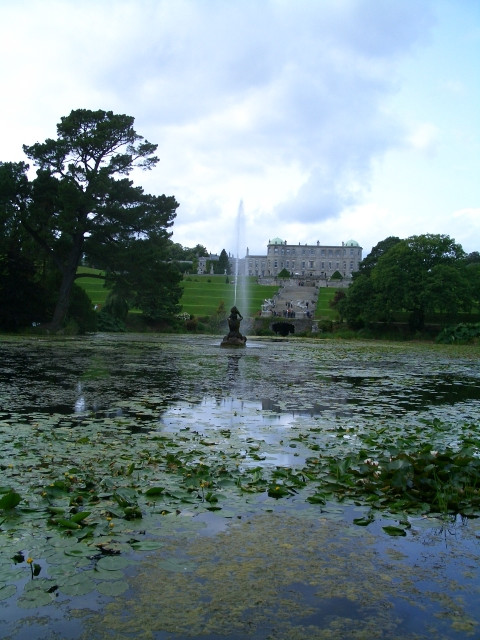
[0, 0, 479, 259]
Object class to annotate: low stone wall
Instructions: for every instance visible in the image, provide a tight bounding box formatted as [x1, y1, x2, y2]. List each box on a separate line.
[252, 317, 314, 335]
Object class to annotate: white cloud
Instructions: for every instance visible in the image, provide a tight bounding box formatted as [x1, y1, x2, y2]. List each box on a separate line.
[1, 0, 478, 259]
[406, 122, 439, 154]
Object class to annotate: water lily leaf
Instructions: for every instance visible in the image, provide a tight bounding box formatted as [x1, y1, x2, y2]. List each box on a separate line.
[70, 511, 91, 523]
[353, 515, 374, 526]
[114, 488, 138, 507]
[130, 540, 163, 551]
[17, 579, 57, 608]
[97, 556, 133, 571]
[56, 518, 82, 530]
[96, 580, 129, 596]
[94, 567, 125, 581]
[64, 545, 94, 557]
[0, 584, 16, 601]
[382, 525, 407, 536]
[145, 486, 165, 496]
[0, 490, 21, 510]
[61, 573, 96, 596]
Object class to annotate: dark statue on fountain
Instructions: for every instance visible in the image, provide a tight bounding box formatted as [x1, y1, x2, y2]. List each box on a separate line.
[221, 306, 247, 347]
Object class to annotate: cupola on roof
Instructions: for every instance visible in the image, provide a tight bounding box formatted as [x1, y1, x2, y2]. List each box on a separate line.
[345, 239, 360, 246]
[269, 237, 284, 245]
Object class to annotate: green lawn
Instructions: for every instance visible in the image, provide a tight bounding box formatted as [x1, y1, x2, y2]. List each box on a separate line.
[181, 276, 278, 317]
[76, 267, 108, 307]
[314, 287, 339, 320]
[76, 270, 279, 317]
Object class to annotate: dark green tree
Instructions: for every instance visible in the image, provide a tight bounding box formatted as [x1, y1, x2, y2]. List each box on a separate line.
[337, 272, 377, 327]
[102, 236, 182, 322]
[423, 262, 472, 321]
[372, 234, 465, 330]
[0, 249, 50, 330]
[0, 161, 52, 329]
[215, 249, 231, 275]
[341, 234, 472, 331]
[165, 242, 209, 274]
[465, 251, 480, 264]
[8, 108, 179, 331]
[466, 262, 480, 307]
[357, 236, 401, 277]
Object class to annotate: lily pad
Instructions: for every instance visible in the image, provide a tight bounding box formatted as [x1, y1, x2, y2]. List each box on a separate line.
[17, 579, 57, 608]
[61, 572, 96, 596]
[97, 556, 133, 571]
[130, 540, 163, 551]
[0, 490, 21, 510]
[0, 584, 16, 601]
[382, 525, 408, 537]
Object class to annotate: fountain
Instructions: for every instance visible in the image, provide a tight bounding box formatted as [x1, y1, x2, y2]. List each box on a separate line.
[232, 200, 249, 314]
[220, 201, 248, 347]
[220, 305, 247, 347]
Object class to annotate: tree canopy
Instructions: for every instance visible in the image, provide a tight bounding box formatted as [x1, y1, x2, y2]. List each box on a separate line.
[215, 249, 231, 275]
[337, 234, 475, 330]
[0, 109, 180, 331]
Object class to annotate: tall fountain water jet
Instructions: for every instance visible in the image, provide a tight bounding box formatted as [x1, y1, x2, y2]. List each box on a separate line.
[233, 200, 250, 316]
[221, 201, 248, 347]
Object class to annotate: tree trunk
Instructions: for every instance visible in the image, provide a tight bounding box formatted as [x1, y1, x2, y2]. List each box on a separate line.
[48, 235, 84, 332]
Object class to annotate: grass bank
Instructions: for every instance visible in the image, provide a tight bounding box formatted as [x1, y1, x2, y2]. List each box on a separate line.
[76, 270, 280, 319]
[180, 275, 278, 317]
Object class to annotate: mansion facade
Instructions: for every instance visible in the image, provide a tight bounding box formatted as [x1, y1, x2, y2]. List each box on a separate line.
[242, 237, 362, 279]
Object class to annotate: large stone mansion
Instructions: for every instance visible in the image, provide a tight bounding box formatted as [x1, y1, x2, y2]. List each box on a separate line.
[242, 237, 362, 279]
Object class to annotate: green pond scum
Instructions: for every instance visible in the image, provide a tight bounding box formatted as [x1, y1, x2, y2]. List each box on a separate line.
[0, 334, 479, 638]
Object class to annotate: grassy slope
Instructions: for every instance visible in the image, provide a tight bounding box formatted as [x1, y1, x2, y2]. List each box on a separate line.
[75, 270, 479, 325]
[76, 270, 280, 317]
[181, 276, 279, 317]
[76, 267, 108, 306]
[314, 287, 339, 320]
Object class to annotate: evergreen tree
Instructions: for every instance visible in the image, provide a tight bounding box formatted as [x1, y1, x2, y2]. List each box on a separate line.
[1, 109, 179, 331]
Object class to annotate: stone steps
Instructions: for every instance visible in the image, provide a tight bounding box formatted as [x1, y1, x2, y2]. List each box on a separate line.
[266, 282, 317, 319]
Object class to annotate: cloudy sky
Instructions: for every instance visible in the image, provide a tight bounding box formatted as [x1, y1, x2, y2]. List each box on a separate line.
[1, 0, 479, 258]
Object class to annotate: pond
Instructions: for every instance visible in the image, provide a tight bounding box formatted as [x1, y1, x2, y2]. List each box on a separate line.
[0, 334, 479, 639]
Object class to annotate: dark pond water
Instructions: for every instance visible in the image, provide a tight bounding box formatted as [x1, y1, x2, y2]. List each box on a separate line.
[0, 334, 479, 639]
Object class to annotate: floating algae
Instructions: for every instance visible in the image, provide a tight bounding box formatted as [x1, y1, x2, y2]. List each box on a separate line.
[81, 509, 480, 639]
